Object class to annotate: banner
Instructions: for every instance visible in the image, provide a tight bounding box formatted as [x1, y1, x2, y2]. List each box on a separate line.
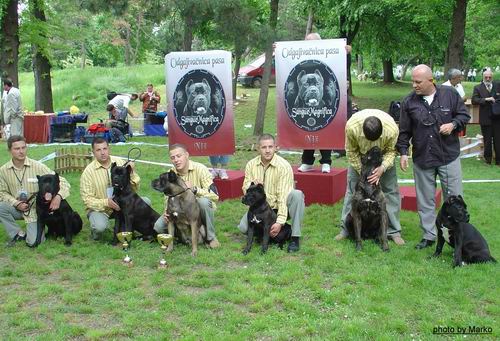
[276, 39, 347, 149]
[165, 51, 235, 156]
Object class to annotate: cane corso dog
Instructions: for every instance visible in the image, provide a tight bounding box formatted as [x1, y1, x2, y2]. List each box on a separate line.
[241, 183, 292, 255]
[183, 79, 212, 116]
[151, 170, 207, 256]
[34, 174, 82, 246]
[294, 70, 325, 108]
[345, 146, 389, 251]
[111, 163, 160, 242]
[432, 195, 496, 267]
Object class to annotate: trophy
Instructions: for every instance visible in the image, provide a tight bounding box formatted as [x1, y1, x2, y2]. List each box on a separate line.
[157, 233, 173, 269]
[117, 231, 133, 265]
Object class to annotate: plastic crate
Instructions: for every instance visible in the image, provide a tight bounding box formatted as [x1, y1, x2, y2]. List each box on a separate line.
[50, 122, 77, 143]
[129, 116, 145, 135]
[83, 132, 110, 143]
[144, 124, 166, 136]
[144, 111, 167, 125]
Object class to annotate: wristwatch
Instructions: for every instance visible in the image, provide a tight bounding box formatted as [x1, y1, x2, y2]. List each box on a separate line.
[451, 121, 457, 130]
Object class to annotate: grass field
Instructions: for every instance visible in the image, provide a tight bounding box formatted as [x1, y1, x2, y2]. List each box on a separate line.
[0, 65, 498, 340]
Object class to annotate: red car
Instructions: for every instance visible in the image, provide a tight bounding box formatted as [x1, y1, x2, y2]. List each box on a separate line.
[237, 54, 275, 88]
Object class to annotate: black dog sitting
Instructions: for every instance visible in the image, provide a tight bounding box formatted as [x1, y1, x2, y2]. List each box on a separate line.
[34, 174, 82, 246]
[345, 146, 389, 251]
[111, 163, 160, 241]
[241, 183, 291, 254]
[432, 195, 496, 267]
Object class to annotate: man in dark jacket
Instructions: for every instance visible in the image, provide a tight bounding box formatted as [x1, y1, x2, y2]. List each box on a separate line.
[471, 70, 500, 165]
[396, 64, 470, 250]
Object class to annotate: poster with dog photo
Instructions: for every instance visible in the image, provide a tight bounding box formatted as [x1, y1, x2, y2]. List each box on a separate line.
[165, 50, 235, 156]
[276, 39, 347, 149]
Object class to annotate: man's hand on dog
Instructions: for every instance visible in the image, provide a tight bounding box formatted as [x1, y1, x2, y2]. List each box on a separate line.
[270, 223, 282, 238]
[49, 194, 62, 211]
[162, 211, 170, 224]
[367, 166, 384, 185]
[107, 198, 121, 211]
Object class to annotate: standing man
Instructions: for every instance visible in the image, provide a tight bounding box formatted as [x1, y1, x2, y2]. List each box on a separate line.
[442, 68, 466, 101]
[80, 137, 145, 240]
[335, 109, 404, 245]
[397, 64, 470, 249]
[106, 93, 139, 119]
[472, 69, 500, 165]
[0, 135, 70, 247]
[3, 79, 24, 136]
[139, 83, 161, 113]
[154, 144, 220, 249]
[238, 134, 305, 252]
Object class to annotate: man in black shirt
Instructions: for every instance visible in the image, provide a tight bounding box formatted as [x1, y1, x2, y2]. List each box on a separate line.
[396, 64, 470, 249]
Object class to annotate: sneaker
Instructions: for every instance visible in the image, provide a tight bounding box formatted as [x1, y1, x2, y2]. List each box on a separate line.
[334, 233, 347, 241]
[298, 164, 314, 172]
[209, 238, 221, 249]
[287, 237, 300, 252]
[90, 229, 101, 241]
[390, 235, 405, 245]
[6, 232, 26, 247]
[209, 168, 218, 179]
[219, 169, 229, 180]
[321, 164, 331, 173]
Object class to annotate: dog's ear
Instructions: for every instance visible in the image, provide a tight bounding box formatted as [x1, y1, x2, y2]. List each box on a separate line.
[202, 78, 211, 93]
[297, 70, 306, 85]
[250, 181, 255, 186]
[126, 164, 132, 175]
[168, 170, 177, 182]
[111, 162, 117, 170]
[185, 79, 193, 96]
[37, 175, 41, 181]
[55, 172, 60, 182]
[314, 69, 323, 82]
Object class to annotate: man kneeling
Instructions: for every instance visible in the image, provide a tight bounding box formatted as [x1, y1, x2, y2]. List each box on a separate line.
[238, 134, 305, 252]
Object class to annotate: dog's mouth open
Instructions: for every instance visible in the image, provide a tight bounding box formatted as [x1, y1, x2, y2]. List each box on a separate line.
[42, 192, 54, 203]
[196, 107, 207, 114]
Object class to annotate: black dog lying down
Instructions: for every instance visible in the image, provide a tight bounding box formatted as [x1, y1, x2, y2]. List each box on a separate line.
[111, 163, 159, 242]
[433, 195, 496, 267]
[241, 183, 291, 254]
[345, 146, 389, 251]
[34, 174, 82, 246]
[151, 170, 208, 256]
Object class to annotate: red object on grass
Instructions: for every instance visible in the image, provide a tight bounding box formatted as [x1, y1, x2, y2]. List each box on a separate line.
[292, 167, 347, 206]
[400, 186, 442, 211]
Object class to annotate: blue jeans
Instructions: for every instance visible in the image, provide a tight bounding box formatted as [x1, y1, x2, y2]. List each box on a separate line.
[209, 155, 230, 166]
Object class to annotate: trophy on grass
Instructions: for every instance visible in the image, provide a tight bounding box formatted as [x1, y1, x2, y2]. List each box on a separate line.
[157, 233, 173, 269]
[117, 231, 134, 266]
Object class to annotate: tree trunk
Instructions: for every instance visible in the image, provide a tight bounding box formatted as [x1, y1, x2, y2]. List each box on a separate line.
[124, 25, 131, 65]
[382, 58, 395, 83]
[305, 8, 313, 36]
[254, 0, 278, 136]
[356, 54, 363, 74]
[183, 14, 193, 51]
[80, 41, 86, 69]
[131, 12, 143, 65]
[339, 14, 360, 96]
[233, 52, 242, 101]
[444, 0, 467, 75]
[0, 0, 20, 87]
[401, 55, 418, 81]
[31, 0, 53, 113]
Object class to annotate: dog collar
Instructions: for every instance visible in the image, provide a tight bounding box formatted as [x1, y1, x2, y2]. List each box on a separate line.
[167, 188, 189, 198]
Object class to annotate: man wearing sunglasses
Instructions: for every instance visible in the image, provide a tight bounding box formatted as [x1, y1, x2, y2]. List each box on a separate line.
[396, 64, 470, 250]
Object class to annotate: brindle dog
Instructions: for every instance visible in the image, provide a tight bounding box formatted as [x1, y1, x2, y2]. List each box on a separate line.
[151, 170, 207, 256]
[345, 146, 389, 251]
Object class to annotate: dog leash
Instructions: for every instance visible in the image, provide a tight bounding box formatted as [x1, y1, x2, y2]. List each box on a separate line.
[17, 193, 37, 217]
[167, 188, 190, 198]
[123, 147, 142, 166]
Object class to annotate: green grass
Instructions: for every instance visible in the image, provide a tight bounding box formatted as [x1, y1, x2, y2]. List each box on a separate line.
[1, 66, 499, 340]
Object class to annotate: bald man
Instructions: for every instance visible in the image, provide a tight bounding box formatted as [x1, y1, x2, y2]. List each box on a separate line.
[396, 64, 470, 250]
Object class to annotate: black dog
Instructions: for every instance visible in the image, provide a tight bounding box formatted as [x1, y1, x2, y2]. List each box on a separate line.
[34, 174, 82, 246]
[241, 183, 292, 255]
[345, 146, 389, 251]
[111, 163, 160, 241]
[433, 195, 496, 267]
[151, 170, 208, 256]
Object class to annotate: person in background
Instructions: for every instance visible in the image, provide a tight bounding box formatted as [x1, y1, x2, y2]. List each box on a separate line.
[209, 155, 230, 180]
[2, 78, 23, 137]
[442, 68, 466, 101]
[139, 83, 161, 113]
[106, 93, 139, 119]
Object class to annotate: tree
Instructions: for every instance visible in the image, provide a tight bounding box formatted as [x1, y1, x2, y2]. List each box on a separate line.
[444, 0, 468, 75]
[29, 0, 53, 112]
[0, 0, 20, 86]
[253, 0, 278, 136]
[172, 0, 212, 51]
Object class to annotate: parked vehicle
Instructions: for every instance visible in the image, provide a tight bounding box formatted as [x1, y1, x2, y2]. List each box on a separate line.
[237, 54, 275, 88]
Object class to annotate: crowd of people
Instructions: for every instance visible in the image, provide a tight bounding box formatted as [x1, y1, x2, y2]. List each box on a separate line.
[0, 62, 498, 253]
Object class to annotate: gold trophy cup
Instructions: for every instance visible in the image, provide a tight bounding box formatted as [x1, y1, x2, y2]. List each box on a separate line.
[157, 233, 173, 269]
[117, 231, 134, 265]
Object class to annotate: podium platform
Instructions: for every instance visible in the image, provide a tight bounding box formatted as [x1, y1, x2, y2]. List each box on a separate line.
[292, 167, 347, 206]
[213, 170, 245, 201]
[400, 186, 442, 212]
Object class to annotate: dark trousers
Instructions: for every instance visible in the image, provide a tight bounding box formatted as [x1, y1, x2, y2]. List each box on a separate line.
[481, 120, 500, 164]
[301, 150, 332, 165]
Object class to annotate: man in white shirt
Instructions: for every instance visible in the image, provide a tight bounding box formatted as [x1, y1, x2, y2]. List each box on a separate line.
[2, 79, 23, 137]
[442, 68, 466, 101]
[106, 93, 139, 119]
